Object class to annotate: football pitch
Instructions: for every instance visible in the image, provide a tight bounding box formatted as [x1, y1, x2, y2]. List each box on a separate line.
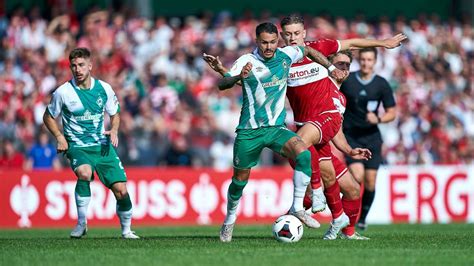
[1, 224, 473, 266]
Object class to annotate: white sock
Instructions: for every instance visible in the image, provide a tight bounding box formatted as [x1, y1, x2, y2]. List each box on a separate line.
[223, 192, 240, 225]
[117, 208, 132, 235]
[291, 170, 310, 212]
[75, 193, 91, 225]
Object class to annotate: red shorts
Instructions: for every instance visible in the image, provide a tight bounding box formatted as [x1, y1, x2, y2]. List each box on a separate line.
[306, 111, 342, 145]
[315, 142, 348, 180]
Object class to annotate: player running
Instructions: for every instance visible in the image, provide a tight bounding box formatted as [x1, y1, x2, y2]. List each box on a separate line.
[212, 22, 347, 242]
[43, 48, 139, 239]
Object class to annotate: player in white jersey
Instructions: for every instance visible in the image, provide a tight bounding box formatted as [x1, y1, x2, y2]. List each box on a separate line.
[210, 22, 347, 242]
[43, 48, 139, 239]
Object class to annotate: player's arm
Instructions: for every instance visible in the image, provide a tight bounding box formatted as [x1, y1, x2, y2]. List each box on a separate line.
[104, 113, 120, 147]
[367, 106, 396, 124]
[302, 46, 346, 82]
[339, 33, 407, 50]
[43, 110, 68, 153]
[203, 53, 228, 76]
[217, 62, 252, 90]
[332, 127, 372, 160]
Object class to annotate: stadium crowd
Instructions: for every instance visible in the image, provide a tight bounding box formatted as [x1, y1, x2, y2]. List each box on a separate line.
[0, 7, 473, 169]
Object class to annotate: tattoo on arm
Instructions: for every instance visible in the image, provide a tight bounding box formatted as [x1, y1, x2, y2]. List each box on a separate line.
[218, 75, 241, 90]
[304, 46, 332, 69]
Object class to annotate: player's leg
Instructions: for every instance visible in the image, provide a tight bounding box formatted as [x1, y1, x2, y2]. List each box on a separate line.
[67, 148, 94, 238]
[95, 147, 138, 239]
[357, 137, 383, 230]
[336, 158, 369, 240]
[296, 123, 326, 211]
[273, 128, 319, 228]
[220, 129, 263, 242]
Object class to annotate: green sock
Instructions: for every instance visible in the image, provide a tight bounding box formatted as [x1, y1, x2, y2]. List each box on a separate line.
[75, 179, 91, 197]
[224, 177, 248, 225]
[117, 193, 132, 212]
[228, 177, 248, 201]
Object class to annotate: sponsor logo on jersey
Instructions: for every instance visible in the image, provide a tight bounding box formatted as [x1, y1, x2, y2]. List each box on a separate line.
[261, 75, 286, 88]
[255, 66, 264, 72]
[74, 110, 102, 121]
[289, 66, 320, 79]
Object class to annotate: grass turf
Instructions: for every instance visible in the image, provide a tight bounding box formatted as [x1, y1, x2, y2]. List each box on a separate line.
[1, 224, 473, 266]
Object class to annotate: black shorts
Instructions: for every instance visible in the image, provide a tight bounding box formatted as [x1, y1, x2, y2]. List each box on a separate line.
[344, 131, 383, 169]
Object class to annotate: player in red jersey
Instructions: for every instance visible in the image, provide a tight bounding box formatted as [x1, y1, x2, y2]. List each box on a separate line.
[280, 14, 406, 239]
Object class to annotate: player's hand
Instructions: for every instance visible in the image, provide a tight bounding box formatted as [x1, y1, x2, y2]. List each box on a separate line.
[240, 62, 252, 79]
[56, 135, 68, 153]
[366, 112, 380, 124]
[203, 53, 226, 74]
[104, 129, 119, 147]
[383, 33, 408, 49]
[329, 68, 348, 82]
[349, 148, 372, 160]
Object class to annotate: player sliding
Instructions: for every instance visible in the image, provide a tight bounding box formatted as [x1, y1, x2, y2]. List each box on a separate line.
[43, 48, 139, 239]
[210, 22, 347, 242]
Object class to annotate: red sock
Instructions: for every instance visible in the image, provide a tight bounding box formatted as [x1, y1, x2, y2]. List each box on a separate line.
[324, 182, 344, 219]
[303, 194, 312, 209]
[309, 146, 321, 189]
[341, 197, 360, 236]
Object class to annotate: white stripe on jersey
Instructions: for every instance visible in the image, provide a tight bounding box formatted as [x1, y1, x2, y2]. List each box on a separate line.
[269, 82, 287, 125]
[243, 80, 258, 128]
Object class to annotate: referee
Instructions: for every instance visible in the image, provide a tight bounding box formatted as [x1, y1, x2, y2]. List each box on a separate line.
[340, 47, 397, 231]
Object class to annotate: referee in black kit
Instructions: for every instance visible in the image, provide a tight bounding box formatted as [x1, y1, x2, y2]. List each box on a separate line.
[340, 47, 397, 231]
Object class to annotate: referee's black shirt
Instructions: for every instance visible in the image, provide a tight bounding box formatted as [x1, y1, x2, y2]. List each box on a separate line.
[340, 71, 396, 136]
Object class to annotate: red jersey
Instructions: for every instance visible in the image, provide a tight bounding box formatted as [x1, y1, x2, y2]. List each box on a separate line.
[287, 39, 345, 123]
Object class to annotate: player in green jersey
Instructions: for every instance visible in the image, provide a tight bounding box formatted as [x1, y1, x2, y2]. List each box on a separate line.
[43, 48, 139, 239]
[212, 22, 347, 242]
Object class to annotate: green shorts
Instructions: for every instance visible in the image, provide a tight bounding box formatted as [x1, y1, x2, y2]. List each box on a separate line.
[66, 144, 127, 188]
[233, 126, 299, 169]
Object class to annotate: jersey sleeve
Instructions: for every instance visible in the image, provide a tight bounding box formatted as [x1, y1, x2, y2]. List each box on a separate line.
[224, 55, 250, 77]
[47, 89, 63, 118]
[380, 78, 396, 108]
[101, 81, 120, 116]
[281, 46, 304, 64]
[308, 39, 340, 57]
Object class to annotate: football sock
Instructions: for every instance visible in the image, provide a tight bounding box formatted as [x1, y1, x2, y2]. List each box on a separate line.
[290, 150, 312, 212]
[224, 177, 248, 225]
[341, 197, 360, 236]
[117, 193, 133, 234]
[324, 182, 344, 219]
[309, 146, 322, 190]
[75, 180, 91, 225]
[359, 189, 375, 224]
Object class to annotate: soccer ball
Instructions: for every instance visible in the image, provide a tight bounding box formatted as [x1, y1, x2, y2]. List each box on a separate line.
[272, 214, 303, 243]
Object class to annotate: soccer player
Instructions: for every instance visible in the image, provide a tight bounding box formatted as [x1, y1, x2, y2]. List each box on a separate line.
[279, 14, 405, 239]
[43, 48, 139, 239]
[210, 22, 346, 243]
[340, 47, 397, 231]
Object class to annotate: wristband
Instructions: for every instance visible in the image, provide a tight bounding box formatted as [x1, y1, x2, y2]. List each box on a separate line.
[328, 65, 336, 72]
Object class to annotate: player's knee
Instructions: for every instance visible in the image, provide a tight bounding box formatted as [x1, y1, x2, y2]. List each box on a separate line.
[111, 183, 128, 199]
[76, 168, 92, 181]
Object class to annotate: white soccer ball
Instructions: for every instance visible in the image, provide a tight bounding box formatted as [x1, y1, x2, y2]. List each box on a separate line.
[272, 214, 304, 243]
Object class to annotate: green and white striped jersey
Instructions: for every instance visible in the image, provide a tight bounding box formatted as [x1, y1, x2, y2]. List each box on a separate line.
[225, 46, 304, 130]
[47, 77, 120, 148]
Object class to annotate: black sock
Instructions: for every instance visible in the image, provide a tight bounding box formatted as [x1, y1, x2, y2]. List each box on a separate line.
[358, 189, 375, 224]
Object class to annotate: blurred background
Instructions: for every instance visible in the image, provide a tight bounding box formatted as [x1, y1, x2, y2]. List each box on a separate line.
[1, 0, 473, 228]
[0, 0, 473, 170]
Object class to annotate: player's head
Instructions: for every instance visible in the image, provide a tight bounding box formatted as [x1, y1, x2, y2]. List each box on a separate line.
[358, 47, 377, 75]
[329, 50, 352, 81]
[69, 47, 92, 84]
[280, 14, 306, 46]
[255, 22, 279, 59]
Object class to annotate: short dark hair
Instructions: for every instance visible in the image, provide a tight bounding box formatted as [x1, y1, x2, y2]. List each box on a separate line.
[69, 48, 91, 61]
[359, 47, 377, 59]
[256, 22, 278, 37]
[328, 50, 353, 63]
[280, 14, 304, 28]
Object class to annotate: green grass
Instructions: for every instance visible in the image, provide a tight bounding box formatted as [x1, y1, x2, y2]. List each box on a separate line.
[1, 224, 473, 266]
